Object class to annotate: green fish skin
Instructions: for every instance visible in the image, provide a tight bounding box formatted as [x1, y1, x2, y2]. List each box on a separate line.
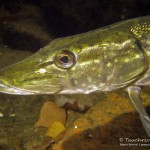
[0, 16, 149, 95]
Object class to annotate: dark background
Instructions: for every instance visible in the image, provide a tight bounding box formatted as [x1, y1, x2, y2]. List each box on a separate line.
[0, 0, 149, 52]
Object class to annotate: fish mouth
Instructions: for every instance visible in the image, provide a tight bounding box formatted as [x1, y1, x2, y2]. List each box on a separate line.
[0, 83, 36, 95]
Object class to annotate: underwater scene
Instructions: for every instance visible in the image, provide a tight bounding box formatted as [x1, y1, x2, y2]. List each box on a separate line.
[0, 0, 150, 150]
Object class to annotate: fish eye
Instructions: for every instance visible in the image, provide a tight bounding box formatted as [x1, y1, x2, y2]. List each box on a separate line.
[60, 55, 69, 63]
[54, 50, 77, 69]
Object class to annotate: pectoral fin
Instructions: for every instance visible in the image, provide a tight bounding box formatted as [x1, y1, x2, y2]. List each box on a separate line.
[127, 86, 150, 137]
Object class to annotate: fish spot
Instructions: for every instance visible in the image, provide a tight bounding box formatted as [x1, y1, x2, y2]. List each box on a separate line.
[74, 80, 78, 85]
[99, 83, 105, 87]
[87, 77, 92, 82]
[98, 74, 101, 78]
[124, 58, 129, 63]
[35, 68, 47, 74]
[71, 67, 76, 71]
[131, 45, 135, 48]
[94, 59, 99, 63]
[92, 67, 96, 71]
[82, 83, 86, 87]
[135, 54, 140, 58]
[106, 62, 111, 67]
[0, 113, 4, 117]
[119, 76, 123, 80]
[38, 59, 42, 63]
[74, 125, 78, 129]
[114, 59, 118, 63]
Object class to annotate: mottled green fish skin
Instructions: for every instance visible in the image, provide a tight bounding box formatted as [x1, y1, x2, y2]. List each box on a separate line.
[0, 16, 149, 94]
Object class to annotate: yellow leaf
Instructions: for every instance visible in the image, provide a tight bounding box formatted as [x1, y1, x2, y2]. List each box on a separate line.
[46, 122, 66, 138]
[35, 101, 66, 128]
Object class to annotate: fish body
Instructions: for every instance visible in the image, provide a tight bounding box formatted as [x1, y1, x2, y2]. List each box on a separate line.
[0, 16, 149, 95]
[0, 16, 150, 136]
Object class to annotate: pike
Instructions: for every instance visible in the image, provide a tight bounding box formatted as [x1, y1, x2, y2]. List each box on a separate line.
[0, 16, 150, 136]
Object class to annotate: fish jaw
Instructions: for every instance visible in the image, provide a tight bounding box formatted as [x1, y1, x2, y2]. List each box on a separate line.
[0, 83, 35, 95]
[0, 50, 64, 95]
[0, 68, 64, 95]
